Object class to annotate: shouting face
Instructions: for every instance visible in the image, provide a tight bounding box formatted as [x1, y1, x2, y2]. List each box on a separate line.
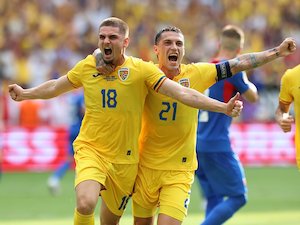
[154, 31, 185, 77]
[98, 26, 129, 66]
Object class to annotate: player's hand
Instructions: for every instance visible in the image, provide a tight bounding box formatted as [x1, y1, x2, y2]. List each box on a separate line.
[93, 48, 115, 75]
[277, 113, 294, 132]
[8, 84, 24, 101]
[226, 92, 243, 117]
[278, 37, 296, 56]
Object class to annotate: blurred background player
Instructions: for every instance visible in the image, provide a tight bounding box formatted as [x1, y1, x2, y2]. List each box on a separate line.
[195, 25, 259, 225]
[47, 89, 85, 195]
[275, 64, 299, 169]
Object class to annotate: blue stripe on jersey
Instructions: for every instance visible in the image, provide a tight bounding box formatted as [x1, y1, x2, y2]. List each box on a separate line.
[153, 76, 166, 91]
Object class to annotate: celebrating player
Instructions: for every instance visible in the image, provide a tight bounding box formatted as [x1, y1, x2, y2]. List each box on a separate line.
[275, 64, 299, 169]
[8, 17, 242, 225]
[123, 27, 294, 225]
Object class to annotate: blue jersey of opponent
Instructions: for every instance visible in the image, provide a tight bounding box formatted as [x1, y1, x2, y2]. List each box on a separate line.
[70, 91, 85, 127]
[68, 90, 85, 148]
[196, 59, 249, 152]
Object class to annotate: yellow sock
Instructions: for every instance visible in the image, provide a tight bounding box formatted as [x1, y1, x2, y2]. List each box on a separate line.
[74, 208, 94, 225]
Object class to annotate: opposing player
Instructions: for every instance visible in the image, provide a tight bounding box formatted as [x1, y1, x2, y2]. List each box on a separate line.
[275, 64, 300, 169]
[195, 25, 259, 225]
[48, 89, 85, 195]
[8, 17, 242, 225]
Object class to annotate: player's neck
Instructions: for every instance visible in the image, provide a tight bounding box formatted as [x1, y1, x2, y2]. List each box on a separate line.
[114, 54, 127, 67]
[160, 65, 180, 80]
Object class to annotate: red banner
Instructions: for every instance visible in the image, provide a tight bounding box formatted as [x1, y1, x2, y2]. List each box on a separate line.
[0, 123, 296, 171]
[230, 123, 296, 166]
[1, 126, 68, 171]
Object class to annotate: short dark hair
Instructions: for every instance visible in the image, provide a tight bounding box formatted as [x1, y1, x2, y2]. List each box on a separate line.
[220, 25, 244, 50]
[222, 25, 244, 40]
[154, 26, 183, 45]
[99, 17, 129, 37]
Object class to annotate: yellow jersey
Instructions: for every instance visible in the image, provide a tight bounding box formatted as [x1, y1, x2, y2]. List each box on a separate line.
[68, 55, 166, 164]
[279, 64, 300, 169]
[139, 63, 216, 170]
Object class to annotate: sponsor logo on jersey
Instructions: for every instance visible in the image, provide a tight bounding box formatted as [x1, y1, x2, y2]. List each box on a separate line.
[179, 78, 190, 88]
[118, 68, 129, 81]
[92, 73, 101, 77]
[92, 73, 117, 81]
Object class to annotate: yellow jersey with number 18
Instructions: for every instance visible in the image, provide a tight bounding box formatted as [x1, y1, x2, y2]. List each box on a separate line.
[139, 63, 216, 171]
[67, 55, 166, 164]
[279, 64, 300, 169]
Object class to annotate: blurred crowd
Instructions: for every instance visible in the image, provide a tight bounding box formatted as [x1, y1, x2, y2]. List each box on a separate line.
[1, 0, 300, 127]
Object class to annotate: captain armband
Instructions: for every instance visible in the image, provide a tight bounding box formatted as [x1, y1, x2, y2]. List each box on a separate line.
[216, 61, 232, 81]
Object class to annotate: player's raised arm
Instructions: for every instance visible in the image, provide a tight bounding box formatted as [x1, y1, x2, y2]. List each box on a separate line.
[158, 78, 243, 117]
[8, 75, 75, 101]
[226, 37, 296, 76]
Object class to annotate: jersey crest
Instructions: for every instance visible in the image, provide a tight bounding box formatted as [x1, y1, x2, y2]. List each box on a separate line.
[118, 68, 129, 81]
[179, 78, 190, 88]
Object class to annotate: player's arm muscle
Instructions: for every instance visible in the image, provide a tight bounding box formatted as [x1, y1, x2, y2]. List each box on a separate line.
[158, 78, 227, 113]
[23, 75, 74, 99]
[228, 37, 296, 75]
[228, 49, 279, 75]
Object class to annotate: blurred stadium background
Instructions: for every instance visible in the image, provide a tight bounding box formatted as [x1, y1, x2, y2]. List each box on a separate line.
[0, 0, 300, 224]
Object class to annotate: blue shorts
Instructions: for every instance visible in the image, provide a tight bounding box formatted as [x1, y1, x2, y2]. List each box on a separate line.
[195, 152, 247, 198]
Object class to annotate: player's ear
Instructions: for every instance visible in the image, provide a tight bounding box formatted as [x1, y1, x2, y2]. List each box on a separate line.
[153, 45, 159, 54]
[124, 37, 130, 48]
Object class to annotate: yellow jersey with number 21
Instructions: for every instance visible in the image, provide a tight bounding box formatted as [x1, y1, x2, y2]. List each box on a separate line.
[139, 63, 216, 171]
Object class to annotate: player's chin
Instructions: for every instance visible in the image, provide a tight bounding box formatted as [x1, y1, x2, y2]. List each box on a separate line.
[167, 62, 179, 69]
[103, 58, 113, 65]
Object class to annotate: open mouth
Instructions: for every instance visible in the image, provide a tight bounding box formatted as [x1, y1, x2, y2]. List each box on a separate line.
[168, 54, 178, 62]
[104, 47, 112, 56]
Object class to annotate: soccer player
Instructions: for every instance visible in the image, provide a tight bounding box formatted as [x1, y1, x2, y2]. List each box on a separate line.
[195, 25, 259, 225]
[123, 27, 294, 225]
[8, 17, 242, 225]
[47, 89, 85, 195]
[275, 64, 299, 169]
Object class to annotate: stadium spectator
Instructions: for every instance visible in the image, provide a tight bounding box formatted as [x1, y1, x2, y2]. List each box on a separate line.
[195, 25, 259, 225]
[2, 0, 300, 121]
[275, 64, 299, 169]
[8, 17, 242, 225]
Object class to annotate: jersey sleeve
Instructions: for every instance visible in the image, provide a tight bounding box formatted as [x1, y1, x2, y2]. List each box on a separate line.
[67, 58, 86, 88]
[141, 61, 166, 92]
[229, 71, 250, 94]
[192, 62, 217, 92]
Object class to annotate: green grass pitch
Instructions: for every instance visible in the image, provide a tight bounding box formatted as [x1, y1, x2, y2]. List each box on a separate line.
[0, 167, 299, 225]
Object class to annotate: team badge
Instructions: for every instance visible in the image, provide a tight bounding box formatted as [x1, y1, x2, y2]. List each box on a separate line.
[118, 68, 129, 81]
[179, 78, 190, 88]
